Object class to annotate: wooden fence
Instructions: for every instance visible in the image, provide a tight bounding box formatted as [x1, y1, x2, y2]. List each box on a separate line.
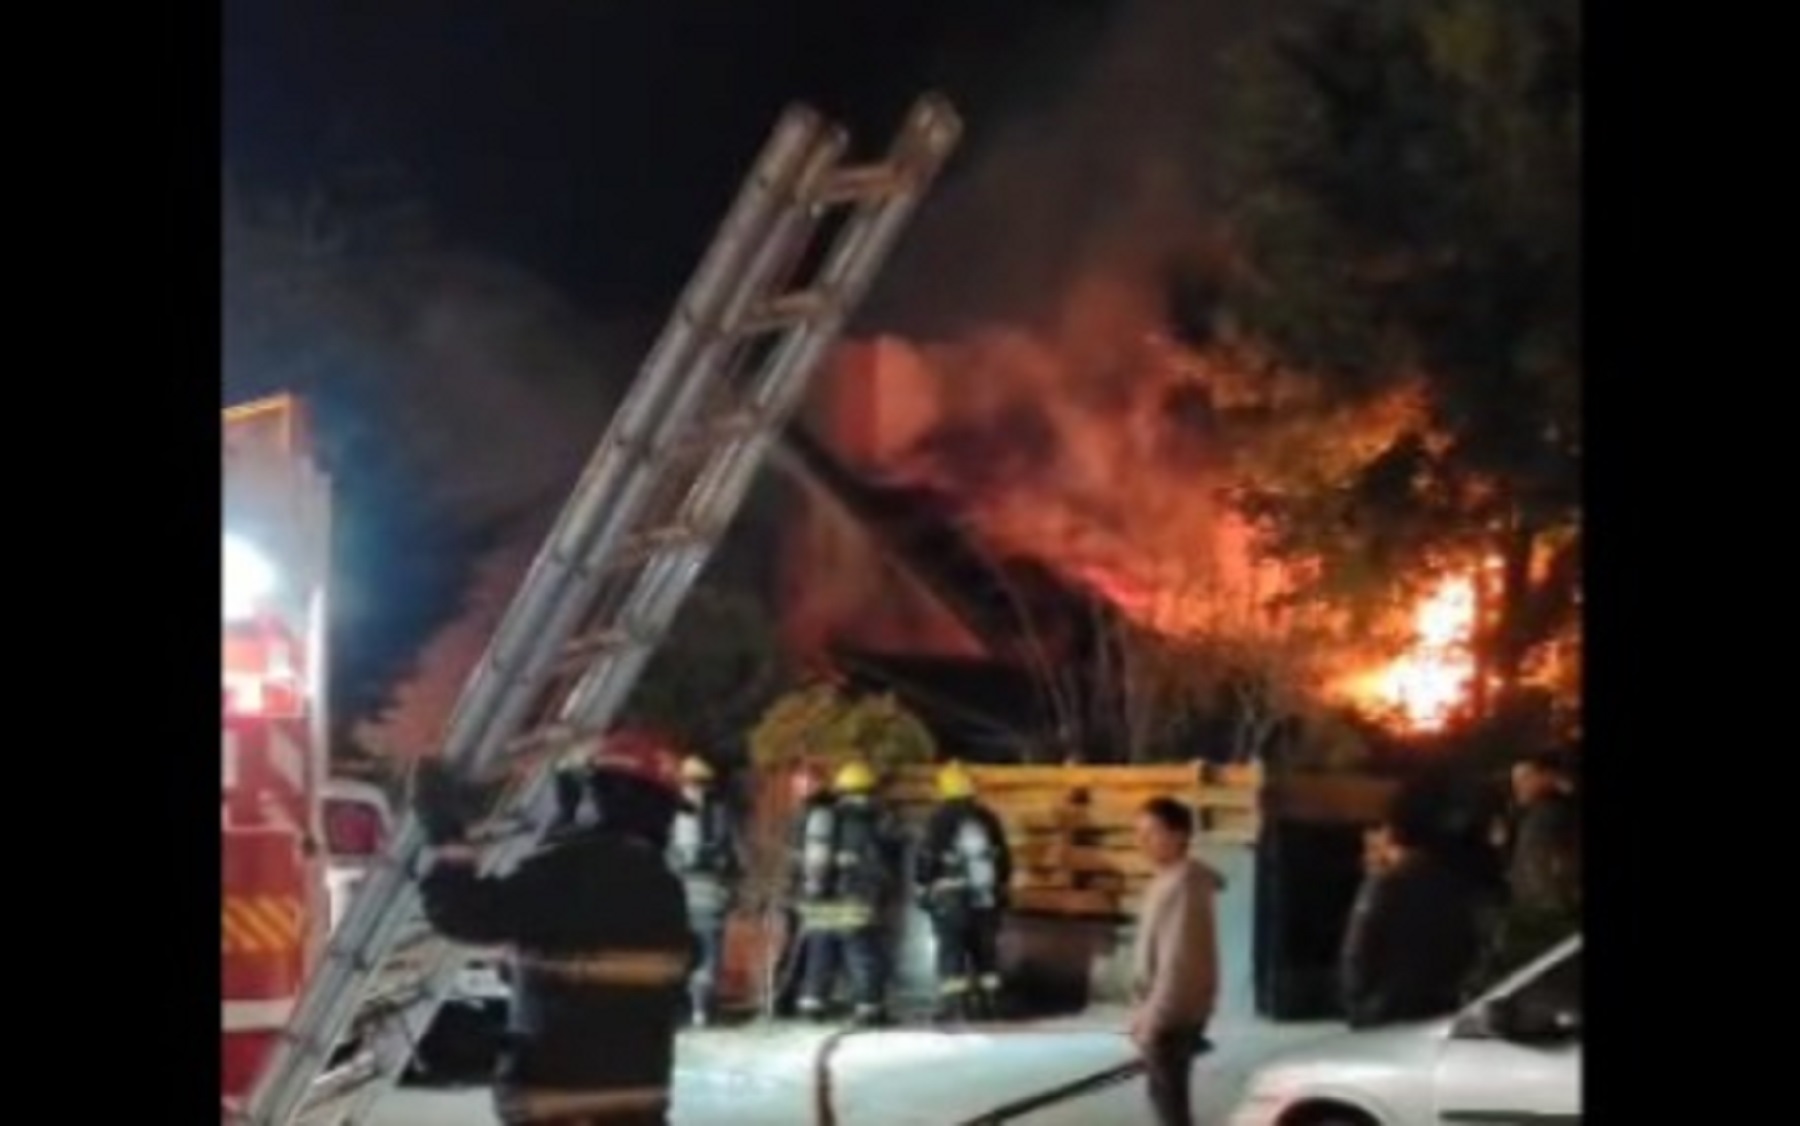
[718, 762, 1402, 1004]
[749, 761, 1262, 923]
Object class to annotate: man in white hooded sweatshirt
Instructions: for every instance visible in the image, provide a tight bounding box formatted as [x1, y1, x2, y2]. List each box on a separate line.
[1129, 796, 1224, 1126]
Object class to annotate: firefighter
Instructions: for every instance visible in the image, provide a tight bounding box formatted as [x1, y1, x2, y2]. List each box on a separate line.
[667, 754, 741, 1027]
[412, 736, 694, 1126]
[793, 758, 903, 1027]
[915, 760, 1012, 1022]
[774, 762, 831, 1017]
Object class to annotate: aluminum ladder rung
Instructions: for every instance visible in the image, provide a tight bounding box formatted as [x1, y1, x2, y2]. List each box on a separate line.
[292, 1056, 380, 1126]
[541, 622, 652, 684]
[501, 722, 585, 761]
[814, 161, 910, 206]
[556, 623, 637, 666]
[239, 93, 962, 1126]
[733, 287, 832, 336]
[606, 523, 717, 571]
[664, 407, 772, 457]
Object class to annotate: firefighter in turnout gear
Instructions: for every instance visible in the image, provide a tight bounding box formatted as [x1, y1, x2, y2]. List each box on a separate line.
[915, 761, 1012, 1022]
[792, 758, 903, 1026]
[413, 733, 695, 1126]
[667, 754, 741, 1026]
[773, 763, 829, 1017]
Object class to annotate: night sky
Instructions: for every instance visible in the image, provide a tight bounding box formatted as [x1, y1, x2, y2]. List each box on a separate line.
[224, 0, 1124, 321]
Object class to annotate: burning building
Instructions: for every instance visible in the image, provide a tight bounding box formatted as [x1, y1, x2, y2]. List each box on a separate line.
[777, 290, 1557, 763]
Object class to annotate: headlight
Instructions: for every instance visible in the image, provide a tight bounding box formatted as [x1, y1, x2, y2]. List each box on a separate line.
[223, 533, 279, 620]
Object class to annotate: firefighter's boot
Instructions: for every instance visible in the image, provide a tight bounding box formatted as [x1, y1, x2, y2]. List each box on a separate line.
[973, 974, 1004, 1021]
[849, 1002, 889, 1029]
[933, 980, 969, 1025]
[688, 985, 714, 1028]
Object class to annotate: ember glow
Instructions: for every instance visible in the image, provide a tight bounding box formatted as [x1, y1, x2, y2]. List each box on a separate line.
[1336, 571, 1482, 733]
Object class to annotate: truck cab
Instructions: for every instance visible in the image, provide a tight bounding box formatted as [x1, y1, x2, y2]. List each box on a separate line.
[322, 778, 392, 933]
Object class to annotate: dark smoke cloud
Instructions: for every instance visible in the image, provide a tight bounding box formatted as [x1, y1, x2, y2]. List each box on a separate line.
[379, 254, 655, 531]
[223, 202, 657, 539]
[867, 0, 1287, 339]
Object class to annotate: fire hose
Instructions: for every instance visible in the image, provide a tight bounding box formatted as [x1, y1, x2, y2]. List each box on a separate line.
[810, 1027, 1213, 1126]
[774, 899, 1193, 1126]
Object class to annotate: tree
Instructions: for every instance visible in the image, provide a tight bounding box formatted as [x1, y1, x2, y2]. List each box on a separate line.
[622, 582, 789, 760]
[1216, 0, 1581, 723]
[741, 680, 938, 924]
[747, 680, 938, 776]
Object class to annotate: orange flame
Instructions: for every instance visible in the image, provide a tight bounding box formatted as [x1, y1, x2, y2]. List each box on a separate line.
[1334, 569, 1484, 734]
[799, 319, 1511, 740]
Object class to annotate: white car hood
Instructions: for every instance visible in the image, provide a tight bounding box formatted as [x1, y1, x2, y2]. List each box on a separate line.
[1250, 1019, 1452, 1097]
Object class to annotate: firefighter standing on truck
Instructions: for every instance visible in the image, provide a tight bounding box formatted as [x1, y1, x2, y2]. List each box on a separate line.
[915, 760, 1012, 1022]
[412, 734, 695, 1126]
[792, 758, 903, 1027]
[667, 754, 741, 1027]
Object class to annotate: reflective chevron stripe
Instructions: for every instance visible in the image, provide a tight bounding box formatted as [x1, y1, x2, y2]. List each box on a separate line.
[221, 895, 304, 954]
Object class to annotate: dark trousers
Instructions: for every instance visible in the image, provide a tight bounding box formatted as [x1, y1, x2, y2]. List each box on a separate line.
[772, 909, 804, 1015]
[929, 903, 1002, 1012]
[1142, 1025, 1207, 1126]
[797, 926, 888, 1015]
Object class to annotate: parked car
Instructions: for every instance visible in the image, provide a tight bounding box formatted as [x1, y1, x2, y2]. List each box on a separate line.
[322, 777, 511, 1081]
[1226, 934, 1580, 1126]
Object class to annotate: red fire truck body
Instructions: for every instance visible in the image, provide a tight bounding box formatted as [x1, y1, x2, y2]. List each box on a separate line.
[221, 395, 333, 1114]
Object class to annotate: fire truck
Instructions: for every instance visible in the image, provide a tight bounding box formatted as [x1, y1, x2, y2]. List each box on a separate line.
[223, 395, 507, 1112]
[222, 394, 335, 1113]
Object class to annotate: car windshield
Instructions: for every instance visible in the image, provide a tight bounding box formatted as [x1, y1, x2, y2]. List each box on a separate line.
[1505, 945, 1581, 1028]
[324, 798, 385, 858]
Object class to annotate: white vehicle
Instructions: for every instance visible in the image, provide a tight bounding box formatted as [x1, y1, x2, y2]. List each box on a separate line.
[321, 778, 393, 933]
[1227, 935, 1580, 1126]
[322, 777, 511, 1077]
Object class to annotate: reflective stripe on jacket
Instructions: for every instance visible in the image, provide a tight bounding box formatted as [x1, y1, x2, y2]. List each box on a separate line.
[421, 828, 693, 1103]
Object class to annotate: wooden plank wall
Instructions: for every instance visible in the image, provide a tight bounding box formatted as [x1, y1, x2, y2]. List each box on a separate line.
[880, 761, 1260, 921]
[888, 762, 1260, 919]
[720, 764, 1397, 1003]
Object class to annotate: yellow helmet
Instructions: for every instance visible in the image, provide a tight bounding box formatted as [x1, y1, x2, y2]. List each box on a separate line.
[680, 755, 715, 785]
[937, 761, 975, 799]
[833, 760, 876, 794]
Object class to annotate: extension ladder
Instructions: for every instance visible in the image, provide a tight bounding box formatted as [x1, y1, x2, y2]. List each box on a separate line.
[234, 93, 962, 1126]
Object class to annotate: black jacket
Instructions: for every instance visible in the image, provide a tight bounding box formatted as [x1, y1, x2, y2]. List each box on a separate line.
[1508, 792, 1581, 912]
[420, 825, 694, 1116]
[1339, 852, 1484, 1029]
[915, 798, 1012, 912]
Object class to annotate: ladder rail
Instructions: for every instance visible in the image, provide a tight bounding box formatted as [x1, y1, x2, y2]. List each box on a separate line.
[241, 93, 963, 1126]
